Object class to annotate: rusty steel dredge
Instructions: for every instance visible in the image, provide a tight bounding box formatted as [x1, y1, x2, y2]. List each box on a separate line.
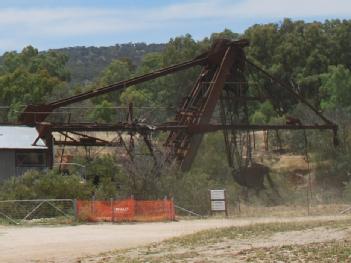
[18, 39, 338, 189]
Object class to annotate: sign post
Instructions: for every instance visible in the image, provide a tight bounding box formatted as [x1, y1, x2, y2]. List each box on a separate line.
[209, 189, 228, 216]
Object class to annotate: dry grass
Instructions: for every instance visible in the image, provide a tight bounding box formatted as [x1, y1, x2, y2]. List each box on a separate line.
[229, 203, 351, 218]
[241, 240, 351, 262]
[81, 217, 351, 263]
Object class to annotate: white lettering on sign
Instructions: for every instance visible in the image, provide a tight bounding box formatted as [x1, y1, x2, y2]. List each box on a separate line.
[114, 207, 129, 212]
[210, 190, 225, 200]
[211, 201, 226, 211]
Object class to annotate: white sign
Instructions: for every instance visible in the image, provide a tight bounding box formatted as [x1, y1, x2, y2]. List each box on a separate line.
[211, 200, 226, 211]
[209, 189, 227, 213]
[210, 190, 225, 200]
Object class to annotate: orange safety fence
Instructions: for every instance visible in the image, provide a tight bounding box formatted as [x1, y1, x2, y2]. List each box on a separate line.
[76, 198, 175, 222]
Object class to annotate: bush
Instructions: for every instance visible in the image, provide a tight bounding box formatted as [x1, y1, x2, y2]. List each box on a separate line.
[0, 170, 93, 200]
[343, 182, 351, 201]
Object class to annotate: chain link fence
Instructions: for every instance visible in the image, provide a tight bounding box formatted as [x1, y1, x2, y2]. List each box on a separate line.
[0, 199, 76, 224]
[171, 186, 351, 219]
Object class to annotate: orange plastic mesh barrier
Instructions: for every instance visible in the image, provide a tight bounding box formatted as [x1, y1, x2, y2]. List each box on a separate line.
[76, 198, 175, 222]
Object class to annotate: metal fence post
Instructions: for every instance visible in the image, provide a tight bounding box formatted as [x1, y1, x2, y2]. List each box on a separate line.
[91, 195, 95, 216]
[110, 198, 114, 223]
[73, 199, 78, 221]
[163, 196, 168, 220]
[171, 196, 175, 221]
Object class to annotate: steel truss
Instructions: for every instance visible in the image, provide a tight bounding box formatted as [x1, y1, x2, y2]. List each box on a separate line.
[16, 38, 338, 189]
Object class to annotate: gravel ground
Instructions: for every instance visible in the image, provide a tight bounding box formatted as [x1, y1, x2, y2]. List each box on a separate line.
[0, 215, 349, 263]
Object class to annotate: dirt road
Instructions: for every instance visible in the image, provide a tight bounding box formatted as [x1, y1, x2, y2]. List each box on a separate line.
[0, 215, 349, 263]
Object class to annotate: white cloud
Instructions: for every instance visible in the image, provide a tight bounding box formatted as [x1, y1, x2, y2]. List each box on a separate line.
[0, 0, 350, 51]
[0, 0, 349, 36]
[232, 0, 351, 18]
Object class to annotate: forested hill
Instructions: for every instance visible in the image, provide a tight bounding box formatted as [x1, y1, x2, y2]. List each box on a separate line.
[53, 43, 166, 85]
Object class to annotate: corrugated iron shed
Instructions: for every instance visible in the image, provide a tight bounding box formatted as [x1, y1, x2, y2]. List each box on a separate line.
[0, 126, 47, 149]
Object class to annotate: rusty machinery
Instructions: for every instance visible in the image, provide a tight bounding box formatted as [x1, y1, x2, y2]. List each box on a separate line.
[18, 39, 338, 190]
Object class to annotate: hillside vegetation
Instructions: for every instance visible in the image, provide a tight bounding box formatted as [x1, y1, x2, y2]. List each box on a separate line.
[53, 43, 165, 85]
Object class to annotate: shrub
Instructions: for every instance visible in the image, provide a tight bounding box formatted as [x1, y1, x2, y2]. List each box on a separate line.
[0, 169, 93, 200]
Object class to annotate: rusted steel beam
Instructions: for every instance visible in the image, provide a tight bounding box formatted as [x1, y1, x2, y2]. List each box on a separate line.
[164, 39, 248, 171]
[156, 124, 337, 132]
[18, 37, 338, 174]
[21, 41, 247, 126]
[51, 123, 153, 133]
[181, 46, 235, 171]
[246, 59, 336, 126]
[49, 122, 337, 132]
[57, 131, 77, 142]
[187, 123, 337, 132]
[53, 140, 117, 147]
[44, 121, 337, 148]
[19, 39, 249, 127]
[68, 131, 111, 144]
[19, 57, 208, 125]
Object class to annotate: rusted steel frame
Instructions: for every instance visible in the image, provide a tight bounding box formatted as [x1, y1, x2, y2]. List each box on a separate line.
[57, 58, 207, 107]
[127, 102, 134, 123]
[220, 76, 251, 170]
[52, 40, 246, 110]
[141, 134, 159, 170]
[176, 67, 208, 115]
[68, 131, 111, 144]
[56, 131, 77, 142]
[51, 123, 152, 133]
[245, 64, 286, 115]
[117, 132, 135, 162]
[219, 96, 234, 168]
[179, 46, 239, 171]
[59, 113, 71, 172]
[19, 57, 207, 125]
[156, 123, 337, 133]
[163, 67, 209, 150]
[19, 40, 249, 126]
[126, 102, 135, 154]
[53, 140, 113, 146]
[245, 59, 336, 126]
[46, 122, 337, 134]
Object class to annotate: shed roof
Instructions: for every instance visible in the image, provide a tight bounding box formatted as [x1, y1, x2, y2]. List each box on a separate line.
[0, 126, 47, 150]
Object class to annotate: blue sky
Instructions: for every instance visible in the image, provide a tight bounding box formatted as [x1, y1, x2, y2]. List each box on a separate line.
[0, 0, 350, 54]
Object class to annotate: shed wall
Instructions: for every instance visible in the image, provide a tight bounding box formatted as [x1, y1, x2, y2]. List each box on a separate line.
[0, 150, 15, 181]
